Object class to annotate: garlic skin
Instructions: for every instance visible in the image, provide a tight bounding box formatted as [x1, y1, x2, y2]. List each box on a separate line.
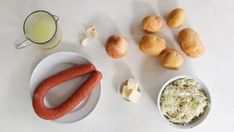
[105, 35, 128, 58]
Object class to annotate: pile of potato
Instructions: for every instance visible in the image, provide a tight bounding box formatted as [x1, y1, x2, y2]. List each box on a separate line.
[139, 8, 205, 70]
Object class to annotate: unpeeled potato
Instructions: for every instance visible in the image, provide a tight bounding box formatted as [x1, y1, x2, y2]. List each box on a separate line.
[167, 8, 185, 28]
[160, 48, 184, 70]
[142, 16, 163, 33]
[178, 28, 205, 58]
[139, 34, 166, 56]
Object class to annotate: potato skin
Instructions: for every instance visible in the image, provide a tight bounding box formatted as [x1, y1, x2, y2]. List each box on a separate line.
[167, 8, 185, 28]
[160, 48, 184, 70]
[178, 28, 205, 58]
[139, 34, 166, 56]
[142, 16, 163, 33]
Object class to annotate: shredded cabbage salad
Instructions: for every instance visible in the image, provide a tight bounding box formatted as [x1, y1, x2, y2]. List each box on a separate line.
[160, 78, 208, 124]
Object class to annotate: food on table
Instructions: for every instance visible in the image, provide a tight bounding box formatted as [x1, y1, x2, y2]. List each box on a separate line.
[139, 34, 166, 56]
[80, 36, 89, 46]
[127, 78, 140, 90]
[160, 48, 184, 70]
[160, 78, 208, 124]
[121, 79, 141, 103]
[85, 25, 98, 38]
[142, 16, 163, 33]
[32, 64, 102, 120]
[178, 28, 205, 58]
[105, 35, 128, 58]
[167, 8, 185, 28]
[121, 85, 132, 99]
[127, 89, 141, 103]
[85, 25, 96, 32]
[79, 25, 98, 46]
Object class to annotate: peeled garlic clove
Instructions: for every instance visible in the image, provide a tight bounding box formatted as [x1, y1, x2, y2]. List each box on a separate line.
[86, 25, 98, 38]
[80, 36, 89, 46]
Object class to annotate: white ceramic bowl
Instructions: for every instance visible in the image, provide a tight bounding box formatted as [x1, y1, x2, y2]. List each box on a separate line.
[157, 75, 211, 128]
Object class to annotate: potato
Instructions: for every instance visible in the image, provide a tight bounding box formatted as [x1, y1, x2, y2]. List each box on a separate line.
[139, 34, 166, 56]
[178, 28, 205, 58]
[167, 8, 185, 28]
[142, 16, 163, 33]
[160, 48, 184, 70]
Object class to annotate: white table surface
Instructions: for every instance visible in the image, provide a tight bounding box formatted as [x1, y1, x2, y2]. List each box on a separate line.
[0, 0, 234, 131]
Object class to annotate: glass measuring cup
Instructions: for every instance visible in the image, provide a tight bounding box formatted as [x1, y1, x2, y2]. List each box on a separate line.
[15, 10, 62, 49]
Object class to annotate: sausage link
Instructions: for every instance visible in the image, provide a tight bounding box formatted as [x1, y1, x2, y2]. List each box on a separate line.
[32, 64, 102, 120]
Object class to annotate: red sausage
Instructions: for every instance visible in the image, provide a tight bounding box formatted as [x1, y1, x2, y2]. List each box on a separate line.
[32, 64, 102, 120]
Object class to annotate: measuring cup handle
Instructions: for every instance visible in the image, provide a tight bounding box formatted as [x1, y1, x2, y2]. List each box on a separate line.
[53, 15, 59, 22]
[14, 36, 32, 49]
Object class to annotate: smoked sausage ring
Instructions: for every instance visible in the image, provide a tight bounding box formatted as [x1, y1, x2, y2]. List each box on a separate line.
[32, 64, 102, 120]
